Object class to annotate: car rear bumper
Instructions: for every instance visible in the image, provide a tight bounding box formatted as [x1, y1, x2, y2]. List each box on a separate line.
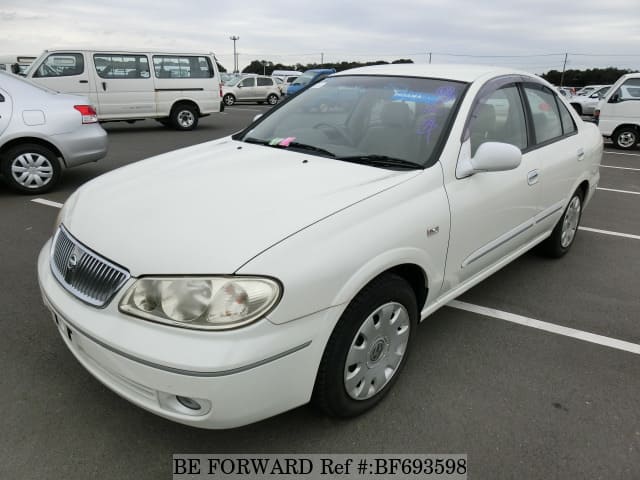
[53, 124, 108, 167]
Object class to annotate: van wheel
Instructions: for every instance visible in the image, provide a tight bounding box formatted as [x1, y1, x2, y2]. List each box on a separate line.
[1, 144, 61, 194]
[267, 94, 279, 105]
[613, 127, 638, 150]
[223, 94, 235, 106]
[312, 274, 417, 417]
[170, 104, 198, 131]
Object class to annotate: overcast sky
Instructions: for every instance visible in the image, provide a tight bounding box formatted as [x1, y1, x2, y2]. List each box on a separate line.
[1, 0, 639, 73]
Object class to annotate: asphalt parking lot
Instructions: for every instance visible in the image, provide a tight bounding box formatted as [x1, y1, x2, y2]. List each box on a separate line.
[1, 105, 638, 479]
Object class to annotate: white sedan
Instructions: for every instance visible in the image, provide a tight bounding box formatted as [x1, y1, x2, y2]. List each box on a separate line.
[38, 64, 602, 429]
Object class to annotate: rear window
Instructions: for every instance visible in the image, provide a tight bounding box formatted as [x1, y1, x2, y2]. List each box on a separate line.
[153, 56, 214, 78]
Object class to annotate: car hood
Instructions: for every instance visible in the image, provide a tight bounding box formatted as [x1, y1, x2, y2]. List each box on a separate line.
[61, 138, 417, 276]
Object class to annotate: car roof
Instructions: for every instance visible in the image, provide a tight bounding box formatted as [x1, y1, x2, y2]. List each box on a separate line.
[333, 63, 537, 83]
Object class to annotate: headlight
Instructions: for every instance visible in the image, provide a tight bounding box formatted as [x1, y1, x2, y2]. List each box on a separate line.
[119, 276, 281, 330]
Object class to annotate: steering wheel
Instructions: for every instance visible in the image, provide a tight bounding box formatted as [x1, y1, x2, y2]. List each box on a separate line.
[313, 123, 351, 144]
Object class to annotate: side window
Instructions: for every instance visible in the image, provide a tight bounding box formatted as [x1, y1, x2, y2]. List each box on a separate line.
[524, 86, 563, 144]
[239, 77, 254, 87]
[94, 55, 150, 79]
[556, 99, 577, 135]
[617, 78, 640, 101]
[153, 56, 213, 78]
[469, 85, 528, 156]
[34, 53, 84, 78]
[257, 77, 273, 87]
[287, 77, 296, 84]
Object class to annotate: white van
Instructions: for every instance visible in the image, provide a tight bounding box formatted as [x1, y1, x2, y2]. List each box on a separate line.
[25, 50, 222, 130]
[0, 55, 37, 75]
[596, 72, 640, 149]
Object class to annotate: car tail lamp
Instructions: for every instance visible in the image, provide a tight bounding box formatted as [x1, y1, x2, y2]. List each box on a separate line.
[593, 109, 600, 125]
[74, 105, 98, 124]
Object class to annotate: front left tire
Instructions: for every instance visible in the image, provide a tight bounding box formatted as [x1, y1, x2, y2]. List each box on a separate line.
[1, 143, 61, 194]
[312, 274, 417, 418]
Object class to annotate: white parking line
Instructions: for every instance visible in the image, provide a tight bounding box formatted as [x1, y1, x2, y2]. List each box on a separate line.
[596, 187, 640, 195]
[604, 151, 640, 157]
[227, 107, 265, 112]
[601, 165, 640, 171]
[579, 226, 640, 241]
[448, 300, 640, 355]
[31, 198, 63, 209]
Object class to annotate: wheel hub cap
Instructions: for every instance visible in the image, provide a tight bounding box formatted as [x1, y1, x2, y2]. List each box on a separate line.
[178, 111, 194, 127]
[561, 196, 581, 248]
[11, 153, 53, 189]
[344, 302, 410, 401]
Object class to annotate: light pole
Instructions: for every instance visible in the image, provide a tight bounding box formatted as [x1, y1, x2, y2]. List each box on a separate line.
[229, 35, 239, 73]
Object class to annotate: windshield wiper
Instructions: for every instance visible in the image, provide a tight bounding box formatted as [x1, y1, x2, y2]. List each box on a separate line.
[242, 137, 336, 158]
[336, 155, 423, 170]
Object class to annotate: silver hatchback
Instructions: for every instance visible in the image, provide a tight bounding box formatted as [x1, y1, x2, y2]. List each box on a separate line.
[0, 71, 107, 194]
[222, 75, 281, 106]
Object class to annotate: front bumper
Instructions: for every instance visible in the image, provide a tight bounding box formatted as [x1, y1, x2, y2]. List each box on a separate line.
[37, 240, 340, 429]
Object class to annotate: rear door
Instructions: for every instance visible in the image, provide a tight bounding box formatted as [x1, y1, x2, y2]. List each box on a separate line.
[29, 52, 95, 102]
[92, 53, 155, 119]
[0, 87, 12, 136]
[522, 84, 582, 231]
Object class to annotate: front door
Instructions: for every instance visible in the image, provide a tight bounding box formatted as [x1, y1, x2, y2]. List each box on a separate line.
[443, 83, 542, 288]
[91, 53, 155, 119]
[28, 52, 95, 103]
[236, 77, 256, 101]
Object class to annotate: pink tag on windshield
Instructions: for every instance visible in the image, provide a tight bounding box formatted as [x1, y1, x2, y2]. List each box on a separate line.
[279, 137, 296, 147]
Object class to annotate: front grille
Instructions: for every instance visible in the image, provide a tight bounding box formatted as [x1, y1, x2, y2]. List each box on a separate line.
[50, 226, 130, 308]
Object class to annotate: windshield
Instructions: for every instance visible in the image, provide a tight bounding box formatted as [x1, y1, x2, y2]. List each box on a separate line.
[238, 75, 467, 167]
[291, 72, 316, 86]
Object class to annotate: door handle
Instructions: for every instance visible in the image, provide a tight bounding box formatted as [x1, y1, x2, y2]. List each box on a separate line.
[577, 148, 585, 161]
[102, 82, 107, 91]
[79, 80, 88, 84]
[527, 169, 539, 185]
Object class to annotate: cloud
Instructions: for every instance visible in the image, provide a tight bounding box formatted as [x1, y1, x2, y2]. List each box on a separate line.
[0, 0, 638, 73]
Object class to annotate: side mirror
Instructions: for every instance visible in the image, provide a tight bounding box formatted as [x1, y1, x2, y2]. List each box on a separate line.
[457, 142, 522, 178]
[237, 84, 243, 88]
[608, 93, 620, 103]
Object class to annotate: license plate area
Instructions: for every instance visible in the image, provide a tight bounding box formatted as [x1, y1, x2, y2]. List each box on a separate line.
[52, 311, 74, 343]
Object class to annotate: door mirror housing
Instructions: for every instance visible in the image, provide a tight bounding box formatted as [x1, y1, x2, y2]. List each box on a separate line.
[457, 142, 522, 178]
[608, 93, 620, 103]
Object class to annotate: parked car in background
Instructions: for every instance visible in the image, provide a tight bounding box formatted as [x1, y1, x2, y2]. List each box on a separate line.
[596, 73, 640, 149]
[222, 75, 281, 106]
[38, 64, 601, 429]
[575, 85, 598, 97]
[0, 71, 107, 193]
[272, 70, 302, 95]
[0, 54, 37, 75]
[569, 85, 611, 116]
[285, 68, 337, 96]
[25, 49, 222, 130]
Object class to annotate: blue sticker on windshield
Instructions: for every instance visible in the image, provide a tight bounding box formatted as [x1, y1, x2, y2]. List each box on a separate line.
[392, 91, 440, 104]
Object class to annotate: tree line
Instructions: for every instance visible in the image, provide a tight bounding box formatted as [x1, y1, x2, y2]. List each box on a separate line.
[539, 67, 635, 86]
[239, 59, 414, 75]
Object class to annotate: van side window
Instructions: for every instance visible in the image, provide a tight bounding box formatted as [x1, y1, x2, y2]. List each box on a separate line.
[94, 55, 150, 79]
[34, 53, 84, 78]
[152, 56, 214, 78]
